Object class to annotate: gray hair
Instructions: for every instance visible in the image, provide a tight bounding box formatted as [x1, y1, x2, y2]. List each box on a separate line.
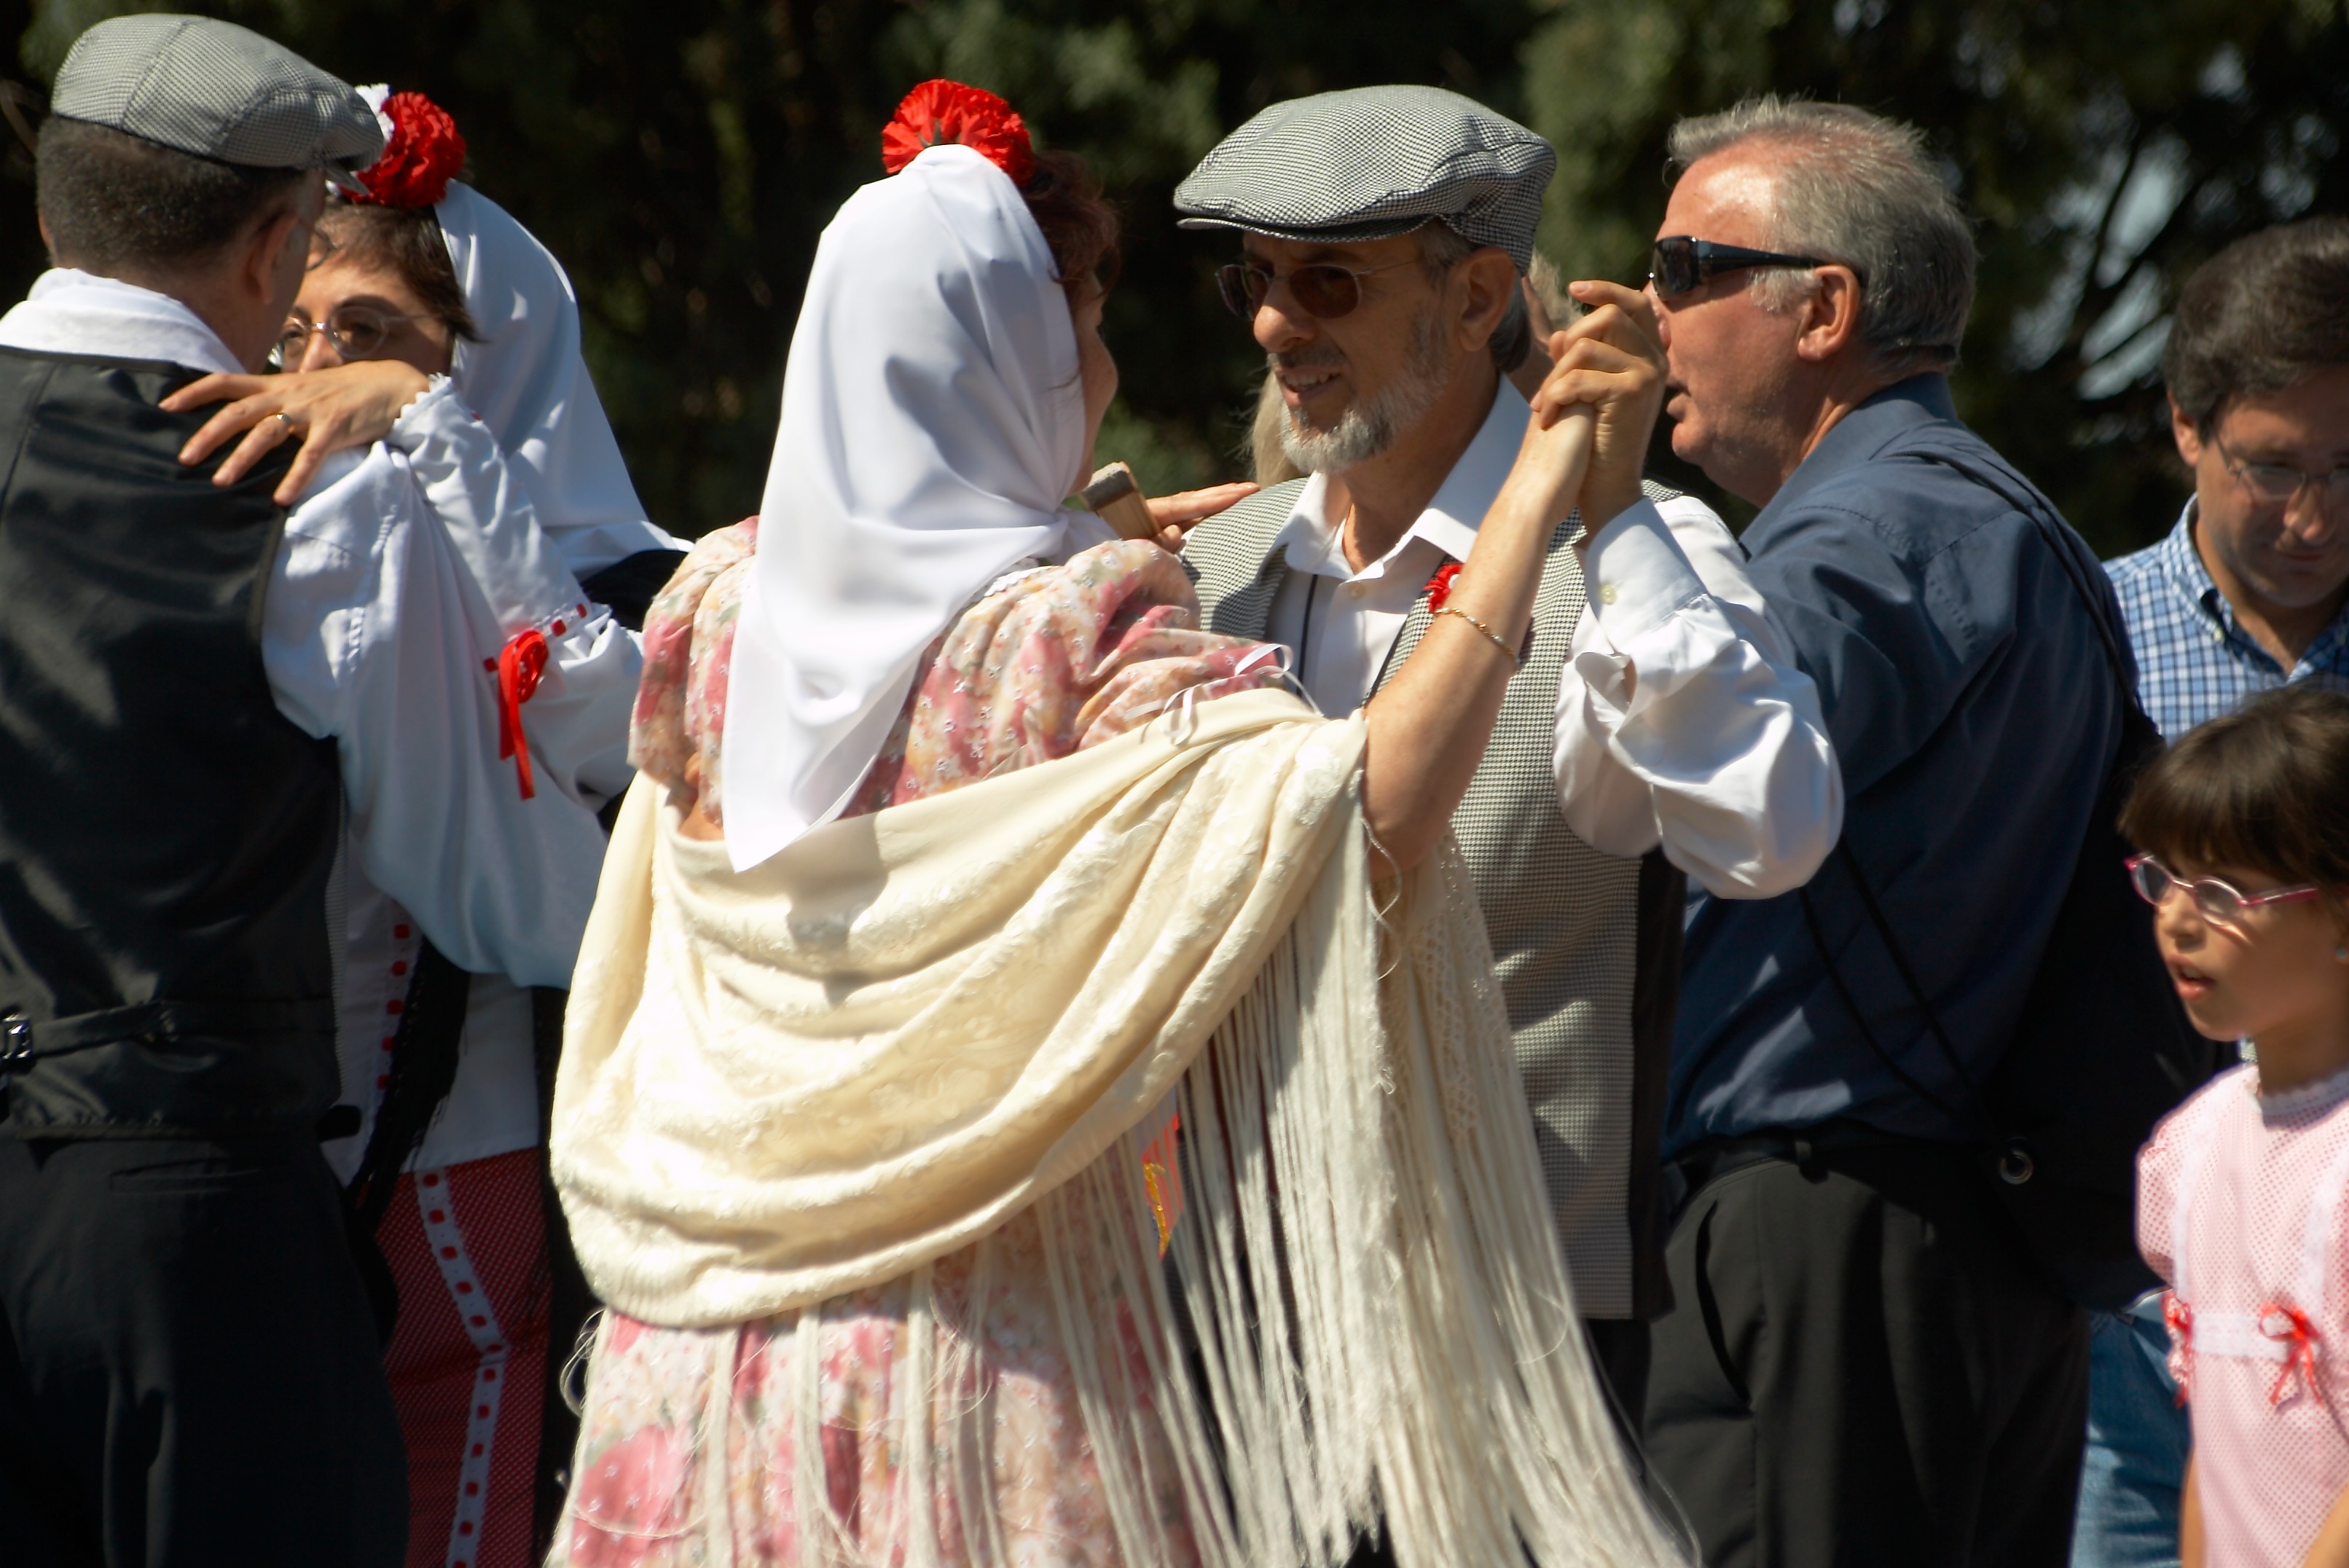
[1667, 97, 1975, 374]
[1418, 221, 1533, 373]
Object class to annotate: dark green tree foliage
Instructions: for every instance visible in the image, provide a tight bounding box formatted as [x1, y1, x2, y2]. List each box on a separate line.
[7, 0, 2348, 551]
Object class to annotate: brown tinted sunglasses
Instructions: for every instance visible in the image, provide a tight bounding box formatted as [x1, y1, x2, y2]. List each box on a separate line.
[1216, 259, 1419, 322]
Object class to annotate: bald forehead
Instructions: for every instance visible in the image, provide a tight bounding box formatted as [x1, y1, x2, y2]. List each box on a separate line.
[1661, 150, 1784, 247]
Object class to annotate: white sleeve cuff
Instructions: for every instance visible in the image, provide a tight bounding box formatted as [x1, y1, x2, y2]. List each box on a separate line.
[383, 374, 461, 451]
[1581, 498, 1710, 644]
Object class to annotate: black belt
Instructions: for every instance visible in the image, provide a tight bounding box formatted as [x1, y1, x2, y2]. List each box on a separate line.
[0, 997, 336, 1070]
[1665, 1120, 1959, 1220]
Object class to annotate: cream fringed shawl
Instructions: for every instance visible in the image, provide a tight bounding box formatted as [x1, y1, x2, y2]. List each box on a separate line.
[552, 686, 1688, 1568]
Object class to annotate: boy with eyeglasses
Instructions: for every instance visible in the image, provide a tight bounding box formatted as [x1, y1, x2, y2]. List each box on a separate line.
[2079, 219, 2349, 1568]
[2108, 219, 2349, 739]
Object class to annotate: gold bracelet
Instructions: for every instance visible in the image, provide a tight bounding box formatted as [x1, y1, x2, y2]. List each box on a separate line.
[1432, 603, 1520, 667]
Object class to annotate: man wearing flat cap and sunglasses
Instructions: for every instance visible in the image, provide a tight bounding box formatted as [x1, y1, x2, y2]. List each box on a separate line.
[1173, 85, 1843, 1559]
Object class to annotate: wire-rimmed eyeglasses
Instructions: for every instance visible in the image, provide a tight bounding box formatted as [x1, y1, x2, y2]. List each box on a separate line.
[2126, 852, 2323, 927]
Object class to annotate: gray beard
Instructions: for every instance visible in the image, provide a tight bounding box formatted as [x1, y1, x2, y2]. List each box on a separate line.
[1274, 306, 1450, 476]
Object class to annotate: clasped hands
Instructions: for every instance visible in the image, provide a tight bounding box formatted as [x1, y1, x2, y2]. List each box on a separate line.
[1510, 278, 1671, 534]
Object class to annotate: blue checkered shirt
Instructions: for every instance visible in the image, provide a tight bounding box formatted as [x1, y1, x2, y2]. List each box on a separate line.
[2105, 501, 2349, 739]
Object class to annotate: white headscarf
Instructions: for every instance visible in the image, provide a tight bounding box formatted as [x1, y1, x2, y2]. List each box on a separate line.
[434, 181, 684, 576]
[719, 143, 1090, 871]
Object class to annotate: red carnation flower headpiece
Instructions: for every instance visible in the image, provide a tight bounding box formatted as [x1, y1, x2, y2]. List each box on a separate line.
[881, 79, 1035, 187]
[351, 91, 466, 209]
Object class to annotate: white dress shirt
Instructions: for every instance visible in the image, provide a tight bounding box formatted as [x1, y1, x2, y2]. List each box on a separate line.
[1260, 376, 1840, 898]
[0, 270, 643, 1172]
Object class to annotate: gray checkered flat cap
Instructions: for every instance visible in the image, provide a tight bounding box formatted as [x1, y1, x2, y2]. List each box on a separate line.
[51, 14, 383, 189]
[1174, 85, 1554, 272]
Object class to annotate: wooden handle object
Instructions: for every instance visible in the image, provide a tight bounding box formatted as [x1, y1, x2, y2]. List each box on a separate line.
[1081, 462, 1159, 541]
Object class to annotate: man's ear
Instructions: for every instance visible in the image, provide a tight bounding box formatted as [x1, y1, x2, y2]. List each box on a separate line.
[2170, 396, 2206, 468]
[1452, 246, 1519, 356]
[238, 201, 305, 304]
[36, 213, 60, 267]
[1792, 264, 1865, 363]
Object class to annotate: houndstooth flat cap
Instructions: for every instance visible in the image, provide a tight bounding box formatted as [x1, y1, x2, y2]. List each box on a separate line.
[51, 15, 383, 192]
[1174, 85, 1554, 273]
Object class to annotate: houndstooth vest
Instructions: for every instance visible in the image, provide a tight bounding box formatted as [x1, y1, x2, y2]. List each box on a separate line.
[1183, 477, 1685, 1320]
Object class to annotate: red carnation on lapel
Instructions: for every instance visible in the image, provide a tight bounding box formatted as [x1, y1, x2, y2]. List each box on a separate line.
[1425, 560, 1462, 609]
[882, 79, 1035, 186]
[351, 92, 466, 208]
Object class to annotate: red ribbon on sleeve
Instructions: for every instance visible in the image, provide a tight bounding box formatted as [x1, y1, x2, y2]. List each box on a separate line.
[497, 628, 549, 800]
[2164, 1293, 2194, 1405]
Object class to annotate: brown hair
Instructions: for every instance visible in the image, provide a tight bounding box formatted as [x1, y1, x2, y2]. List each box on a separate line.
[1021, 149, 1118, 294]
[2119, 683, 2349, 897]
[2162, 218, 2349, 433]
[315, 200, 479, 342]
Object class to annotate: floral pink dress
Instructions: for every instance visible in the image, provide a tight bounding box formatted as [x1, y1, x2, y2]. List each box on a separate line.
[557, 523, 1283, 1568]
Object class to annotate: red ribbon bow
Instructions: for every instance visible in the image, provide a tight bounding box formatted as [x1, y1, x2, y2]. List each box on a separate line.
[2164, 1293, 2194, 1405]
[497, 629, 549, 800]
[2261, 1301, 2323, 1407]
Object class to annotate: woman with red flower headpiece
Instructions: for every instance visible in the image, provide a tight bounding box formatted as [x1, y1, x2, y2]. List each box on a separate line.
[160, 85, 682, 1568]
[533, 81, 1684, 1568]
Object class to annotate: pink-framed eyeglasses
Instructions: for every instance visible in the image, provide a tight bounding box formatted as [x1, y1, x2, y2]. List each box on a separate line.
[2126, 853, 2323, 927]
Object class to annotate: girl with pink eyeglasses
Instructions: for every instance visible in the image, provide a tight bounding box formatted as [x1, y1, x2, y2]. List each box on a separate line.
[2128, 682, 2349, 1568]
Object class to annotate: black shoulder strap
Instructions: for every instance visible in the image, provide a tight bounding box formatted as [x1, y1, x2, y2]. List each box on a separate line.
[1805, 450, 2137, 1140]
[580, 549, 689, 634]
[1905, 447, 2138, 697]
[345, 939, 473, 1234]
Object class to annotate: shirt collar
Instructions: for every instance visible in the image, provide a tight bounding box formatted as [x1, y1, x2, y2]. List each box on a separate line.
[1752, 373, 1960, 526]
[2158, 497, 2349, 670]
[0, 269, 243, 377]
[2155, 498, 2230, 623]
[1269, 375, 1525, 581]
[2256, 1058, 2349, 1125]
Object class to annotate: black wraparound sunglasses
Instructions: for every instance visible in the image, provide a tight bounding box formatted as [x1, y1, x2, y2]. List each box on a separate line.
[1649, 235, 1833, 299]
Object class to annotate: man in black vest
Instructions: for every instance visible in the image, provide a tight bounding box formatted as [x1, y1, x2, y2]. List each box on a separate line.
[0, 17, 407, 1565]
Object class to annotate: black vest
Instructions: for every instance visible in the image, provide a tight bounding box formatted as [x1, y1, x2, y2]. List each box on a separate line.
[0, 347, 342, 1136]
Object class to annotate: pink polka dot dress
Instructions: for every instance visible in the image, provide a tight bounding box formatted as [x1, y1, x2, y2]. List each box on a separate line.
[2140, 1060, 2349, 1567]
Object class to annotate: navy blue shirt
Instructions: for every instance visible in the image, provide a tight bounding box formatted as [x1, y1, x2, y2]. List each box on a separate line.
[1666, 376, 2128, 1154]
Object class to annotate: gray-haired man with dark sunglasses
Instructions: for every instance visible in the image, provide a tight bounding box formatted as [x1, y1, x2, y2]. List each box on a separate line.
[1172, 85, 1842, 1564]
[1644, 95, 2167, 1567]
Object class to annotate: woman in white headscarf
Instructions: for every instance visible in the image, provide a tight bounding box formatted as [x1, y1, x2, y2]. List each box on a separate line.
[165, 88, 677, 1568]
[541, 81, 1687, 1568]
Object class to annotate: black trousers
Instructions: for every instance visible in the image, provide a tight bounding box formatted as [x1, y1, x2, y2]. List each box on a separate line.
[1642, 1137, 2089, 1568]
[0, 1132, 407, 1567]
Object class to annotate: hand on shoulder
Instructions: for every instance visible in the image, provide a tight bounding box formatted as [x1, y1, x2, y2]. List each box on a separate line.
[1147, 481, 1259, 552]
[161, 360, 435, 505]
